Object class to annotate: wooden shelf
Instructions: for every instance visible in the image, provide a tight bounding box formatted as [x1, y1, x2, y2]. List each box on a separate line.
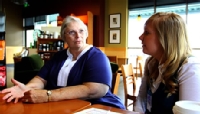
[38, 38, 63, 41]
[37, 37, 65, 63]
[37, 50, 58, 53]
[42, 58, 50, 60]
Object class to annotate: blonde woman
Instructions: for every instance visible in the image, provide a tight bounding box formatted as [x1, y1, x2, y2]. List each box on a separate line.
[134, 12, 200, 114]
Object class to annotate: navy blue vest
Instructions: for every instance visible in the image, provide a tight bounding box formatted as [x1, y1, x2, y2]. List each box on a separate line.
[146, 82, 179, 114]
[145, 57, 191, 114]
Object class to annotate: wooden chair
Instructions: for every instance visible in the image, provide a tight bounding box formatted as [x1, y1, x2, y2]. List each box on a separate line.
[121, 63, 137, 110]
[110, 62, 120, 95]
[134, 56, 143, 79]
[112, 73, 121, 95]
[14, 54, 44, 84]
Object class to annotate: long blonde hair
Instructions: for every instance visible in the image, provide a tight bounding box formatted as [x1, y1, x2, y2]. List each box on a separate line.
[146, 12, 192, 94]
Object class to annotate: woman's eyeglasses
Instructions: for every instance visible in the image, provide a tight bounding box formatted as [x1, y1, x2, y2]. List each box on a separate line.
[65, 29, 85, 37]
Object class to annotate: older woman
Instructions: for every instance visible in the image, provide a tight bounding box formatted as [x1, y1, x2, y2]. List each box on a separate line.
[1, 16, 125, 109]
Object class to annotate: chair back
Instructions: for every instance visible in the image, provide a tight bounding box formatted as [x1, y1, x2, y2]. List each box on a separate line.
[110, 62, 120, 95]
[121, 63, 137, 110]
[112, 73, 121, 95]
[14, 54, 44, 84]
[29, 54, 44, 70]
[138, 62, 143, 77]
[135, 55, 144, 79]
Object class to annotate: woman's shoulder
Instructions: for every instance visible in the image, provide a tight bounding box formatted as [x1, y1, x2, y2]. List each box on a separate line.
[186, 56, 200, 64]
[179, 56, 200, 71]
[178, 56, 200, 80]
[79, 46, 108, 63]
[180, 56, 200, 68]
[87, 46, 106, 57]
[89, 46, 104, 53]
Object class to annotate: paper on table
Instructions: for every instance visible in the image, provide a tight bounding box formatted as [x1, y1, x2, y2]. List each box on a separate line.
[74, 108, 122, 114]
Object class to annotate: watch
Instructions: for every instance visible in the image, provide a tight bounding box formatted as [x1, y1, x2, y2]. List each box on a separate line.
[47, 90, 52, 102]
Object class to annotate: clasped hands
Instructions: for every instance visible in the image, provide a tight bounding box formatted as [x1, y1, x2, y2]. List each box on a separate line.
[0, 78, 47, 103]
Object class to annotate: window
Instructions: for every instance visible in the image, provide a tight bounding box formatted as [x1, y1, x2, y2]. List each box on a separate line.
[128, 2, 200, 65]
[187, 3, 200, 49]
[24, 13, 59, 48]
[26, 30, 34, 47]
[128, 8, 153, 65]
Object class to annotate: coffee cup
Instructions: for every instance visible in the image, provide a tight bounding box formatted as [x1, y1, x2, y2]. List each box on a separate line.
[54, 32, 58, 39]
[173, 100, 200, 114]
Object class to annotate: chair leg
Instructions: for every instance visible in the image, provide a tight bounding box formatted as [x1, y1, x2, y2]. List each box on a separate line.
[112, 73, 121, 95]
[135, 67, 138, 80]
[122, 76, 128, 109]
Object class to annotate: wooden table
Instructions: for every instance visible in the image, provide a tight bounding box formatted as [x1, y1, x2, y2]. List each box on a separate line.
[75, 104, 143, 114]
[0, 94, 91, 114]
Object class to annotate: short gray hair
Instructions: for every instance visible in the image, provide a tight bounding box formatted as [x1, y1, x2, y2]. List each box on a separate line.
[60, 16, 88, 40]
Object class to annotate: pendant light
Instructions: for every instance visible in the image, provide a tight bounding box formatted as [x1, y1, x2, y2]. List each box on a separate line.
[137, 14, 141, 21]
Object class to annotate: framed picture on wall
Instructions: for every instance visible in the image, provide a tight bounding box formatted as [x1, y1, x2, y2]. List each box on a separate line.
[109, 30, 120, 44]
[109, 13, 121, 28]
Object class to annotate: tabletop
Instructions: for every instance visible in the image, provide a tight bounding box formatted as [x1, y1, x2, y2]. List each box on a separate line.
[75, 104, 143, 114]
[0, 93, 91, 114]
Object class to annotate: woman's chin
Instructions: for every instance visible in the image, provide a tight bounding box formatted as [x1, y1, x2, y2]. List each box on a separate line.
[142, 49, 148, 55]
[73, 43, 82, 47]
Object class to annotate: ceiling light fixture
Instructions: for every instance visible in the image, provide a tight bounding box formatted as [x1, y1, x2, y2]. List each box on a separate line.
[137, 14, 141, 21]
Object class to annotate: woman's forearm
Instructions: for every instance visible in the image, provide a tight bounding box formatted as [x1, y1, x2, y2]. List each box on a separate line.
[26, 76, 46, 89]
[49, 82, 109, 102]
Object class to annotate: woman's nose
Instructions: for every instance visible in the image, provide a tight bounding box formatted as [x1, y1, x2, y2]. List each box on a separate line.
[139, 34, 143, 40]
[75, 32, 81, 38]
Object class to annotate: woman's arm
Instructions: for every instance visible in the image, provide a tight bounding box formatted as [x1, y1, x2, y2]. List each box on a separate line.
[178, 57, 200, 101]
[134, 57, 151, 113]
[1, 76, 46, 103]
[49, 82, 109, 101]
[134, 75, 147, 113]
[21, 82, 109, 103]
[26, 76, 46, 89]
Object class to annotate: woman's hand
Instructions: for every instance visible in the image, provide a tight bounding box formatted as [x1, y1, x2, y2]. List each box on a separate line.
[1, 78, 30, 103]
[21, 89, 48, 103]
